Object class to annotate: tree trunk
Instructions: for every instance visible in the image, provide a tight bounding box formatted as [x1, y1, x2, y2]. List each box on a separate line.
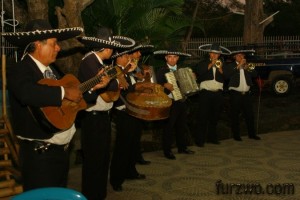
[54, 0, 94, 75]
[27, 0, 48, 20]
[182, 0, 200, 53]
[243, 0, 266, 45]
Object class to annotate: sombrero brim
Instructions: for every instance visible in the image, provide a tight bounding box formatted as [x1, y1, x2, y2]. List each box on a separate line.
[78, 35, 135, 49]
[126, 44, 154, 54]
[199, 44, 231, 55]
[153, 50, 191, 57]
[2, 27, 84, 47]
[230, 49, 255, 54]
[110, 44, 154, 59]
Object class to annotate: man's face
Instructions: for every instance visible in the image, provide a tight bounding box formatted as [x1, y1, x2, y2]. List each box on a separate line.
[209, 52, 220, 61]
[165, 55, 179, 66]
[36, 38, 60, 66]
[234, 53, 245, 63]
[117, 53, 130, 67]
[105, 48, 114, 59]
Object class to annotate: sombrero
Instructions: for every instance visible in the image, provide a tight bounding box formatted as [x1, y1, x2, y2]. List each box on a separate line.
[199, 43, 231, 55]
[2, 19, 84, 47]
[77, 27, 135, 49]
[229, 46, 255, 55]
[126, 44, 154, 54]
[153, 47, 191, 57]
[110, 44, 154, 59]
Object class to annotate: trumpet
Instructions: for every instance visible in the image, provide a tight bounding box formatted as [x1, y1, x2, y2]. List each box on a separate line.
[244, 63, 255, 71]
[212, 59, 222, 69]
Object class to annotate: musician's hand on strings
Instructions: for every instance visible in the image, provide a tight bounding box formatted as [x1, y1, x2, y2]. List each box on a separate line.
[64, 85, 82, 103]
[143, 66, 152, 77]
[93, 69, 111, 90]
[134, 72, 144, 80]
[164, 82, 174, 91]
[117, 74, 129, 89]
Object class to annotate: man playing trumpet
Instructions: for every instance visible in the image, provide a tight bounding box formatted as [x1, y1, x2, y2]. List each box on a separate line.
[194, 43, 231, 147]
[224, 47, 261, 141]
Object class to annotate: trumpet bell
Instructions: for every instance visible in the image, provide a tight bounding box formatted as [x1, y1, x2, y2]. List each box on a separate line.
[246, 63, 255, 71]
[215, 60, 222, 69]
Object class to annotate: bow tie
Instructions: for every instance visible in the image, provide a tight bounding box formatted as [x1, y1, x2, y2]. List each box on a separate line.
[169, 66, 177, 72]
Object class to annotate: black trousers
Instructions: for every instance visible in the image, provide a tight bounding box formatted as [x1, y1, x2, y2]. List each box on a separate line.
[81, 111, 111, 200]
[110, 109, 142, 187]
[19, 140, 70, 191]
[195, 90, 224, 145]
[229, 90, 256, 138]
[162, 100, 189, 153]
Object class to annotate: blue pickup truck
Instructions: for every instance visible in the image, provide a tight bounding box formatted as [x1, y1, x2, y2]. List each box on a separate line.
[248, 55, 300, 96]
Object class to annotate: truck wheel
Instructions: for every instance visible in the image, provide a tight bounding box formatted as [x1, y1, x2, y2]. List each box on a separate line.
[271, 76, 292, 96]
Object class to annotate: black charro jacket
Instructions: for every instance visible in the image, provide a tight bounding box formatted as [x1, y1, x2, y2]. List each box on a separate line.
[77, 53, 119, 105]
[223, 61, 257, 88]
[155, 65, 174, 95]
[194, 59, 225, 84]
[7, 55, 64, 139]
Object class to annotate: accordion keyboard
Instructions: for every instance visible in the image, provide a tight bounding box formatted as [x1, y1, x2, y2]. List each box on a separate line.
[165, 71, 183, 101]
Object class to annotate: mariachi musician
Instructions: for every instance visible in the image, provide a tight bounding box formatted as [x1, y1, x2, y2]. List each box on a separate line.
[3, 19, 84, 190]
[154, 47, 195, 160]
[127, 43, 154, 165]
[77, 27, 135, 200]
[194, 43, 231, 147]
[109, 47, 147, 192]
[223, 47, 261, 141]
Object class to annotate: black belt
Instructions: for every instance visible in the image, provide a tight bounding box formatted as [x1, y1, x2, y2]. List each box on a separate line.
[230, 90, 250, 95]
[19, 139, 69, 154]
[87, 110, 110, 116]
[201, 89, 222, 93]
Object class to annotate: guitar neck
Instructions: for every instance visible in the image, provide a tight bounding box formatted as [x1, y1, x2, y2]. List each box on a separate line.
[79, 66, 117, 93]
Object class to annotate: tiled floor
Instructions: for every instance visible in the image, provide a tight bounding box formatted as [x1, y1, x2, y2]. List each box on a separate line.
[66, 130, 299, 200]
[3, 130, 300, 199]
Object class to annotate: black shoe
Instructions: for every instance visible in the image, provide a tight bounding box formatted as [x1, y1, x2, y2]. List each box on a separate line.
[249, 135, 261, 140]
[112, 185, 123, 192]
[234, 137, 242, 141]
[178, 148, 195, 154]
[126, 173, 146, 180]
[137, 159, 151, 165]
[164, 151, 176, 160]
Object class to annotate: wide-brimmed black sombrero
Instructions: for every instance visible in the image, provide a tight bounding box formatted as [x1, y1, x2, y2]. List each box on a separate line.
[110, 44, 154, 59]
[2, 19, 84, 47]
[153, 49, 191, 57]
[199, 43, 231, 55]
[77, 27, 135, 50]
[229, 46, 255, 55]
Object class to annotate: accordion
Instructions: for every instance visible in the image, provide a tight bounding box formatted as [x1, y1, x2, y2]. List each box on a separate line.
[165, 67, 200, 101]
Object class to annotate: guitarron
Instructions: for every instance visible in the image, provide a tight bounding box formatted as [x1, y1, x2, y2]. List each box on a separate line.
[125, 67, 172, 120]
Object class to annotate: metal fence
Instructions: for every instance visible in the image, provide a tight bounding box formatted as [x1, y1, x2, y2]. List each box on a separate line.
[186, 35, 300, 62]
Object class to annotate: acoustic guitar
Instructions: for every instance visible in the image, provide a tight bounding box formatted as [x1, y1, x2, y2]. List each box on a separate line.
[99, 62, 132, 103]
[29, 65, 118, 134]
